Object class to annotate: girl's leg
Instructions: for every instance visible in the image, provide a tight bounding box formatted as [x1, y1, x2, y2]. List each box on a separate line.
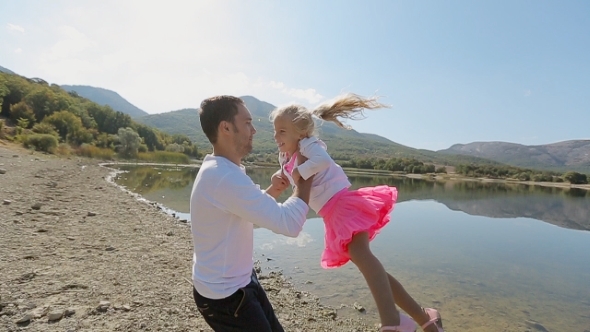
[348, 232, 400, 327]
[386, 273, 441, 332]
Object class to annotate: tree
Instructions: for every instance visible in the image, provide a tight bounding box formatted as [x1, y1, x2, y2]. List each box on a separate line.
[43, 111, 84, 142]
[10, 101, 36, 127]
[117, 127, 141, 158]
[563, 171, 588, 185]
[135, 124, 164, 151]
[1, 74, 32, 117]
[165, 143, 185, 153]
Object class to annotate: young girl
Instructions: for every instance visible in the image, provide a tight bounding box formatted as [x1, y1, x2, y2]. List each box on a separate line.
[270, 93, 444, 332]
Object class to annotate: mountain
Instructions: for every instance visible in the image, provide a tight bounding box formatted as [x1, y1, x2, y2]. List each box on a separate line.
[135, 96, 499, 166]
[0, 65, 15, 74]
[60, 85, 148, 118]
[438, 141, 590, 173]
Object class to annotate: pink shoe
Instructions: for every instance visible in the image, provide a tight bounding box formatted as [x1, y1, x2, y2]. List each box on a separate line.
[380, 312, 417, 331]
[421, 308, 444, 332]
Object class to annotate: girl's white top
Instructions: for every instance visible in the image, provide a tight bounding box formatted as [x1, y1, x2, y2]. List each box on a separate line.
[280, 136, 351, 213]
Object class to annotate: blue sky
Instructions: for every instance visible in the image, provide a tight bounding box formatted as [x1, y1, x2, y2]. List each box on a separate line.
[1, 0, 589, 150]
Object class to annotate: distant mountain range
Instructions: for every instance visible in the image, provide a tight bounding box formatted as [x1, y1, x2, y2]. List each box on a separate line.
[0, 65, 15, 74]
[439, 141, 590, 173]
[1, 65, 587, 173]
[60, 85, 149, 118]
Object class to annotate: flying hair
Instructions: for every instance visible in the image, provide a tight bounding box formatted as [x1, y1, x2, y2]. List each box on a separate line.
[270, 93, 389, 137]
[312, 93, 389, 129]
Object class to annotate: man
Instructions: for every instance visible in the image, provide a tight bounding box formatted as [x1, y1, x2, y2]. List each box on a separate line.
[190, 95, 313, 332]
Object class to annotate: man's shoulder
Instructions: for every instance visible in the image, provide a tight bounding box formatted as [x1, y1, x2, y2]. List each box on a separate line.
[199, 159, 251, 187]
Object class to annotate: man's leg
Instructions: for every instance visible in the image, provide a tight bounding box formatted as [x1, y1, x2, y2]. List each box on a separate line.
[250, 272, 285, 332]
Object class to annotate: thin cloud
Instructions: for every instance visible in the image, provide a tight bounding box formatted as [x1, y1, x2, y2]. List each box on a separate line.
[7, 23, 24, 33]
[269, 81, 324, 104]
[14, 48, 22, 54]
[524, 89, 532, 97]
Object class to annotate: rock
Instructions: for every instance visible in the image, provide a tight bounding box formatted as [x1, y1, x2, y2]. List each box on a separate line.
[526, 320, 549, 332]
[32, 307, 46, 318]
[87, 211, 97, 216]
[31, 203, 42, 210]
[47, 310, 64, 321]
[353, 302, 365, 313]
[64, 308, 76, 317]
[97, 301, 111, 312]
[0, 168, 6, 174]
[16, 313, 32, 324]
[2, 200, 10, 205]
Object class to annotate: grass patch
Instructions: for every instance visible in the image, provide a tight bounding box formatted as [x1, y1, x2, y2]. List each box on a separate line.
[75, 144, 115, 160]
[136, 151, 189, 164]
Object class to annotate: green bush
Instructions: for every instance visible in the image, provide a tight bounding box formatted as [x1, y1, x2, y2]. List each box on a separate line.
[32, 122, 58, 136]
[25, 134, 58, 153]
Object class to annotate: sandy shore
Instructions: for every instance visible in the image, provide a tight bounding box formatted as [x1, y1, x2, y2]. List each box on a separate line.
[0, 143, 377, 332]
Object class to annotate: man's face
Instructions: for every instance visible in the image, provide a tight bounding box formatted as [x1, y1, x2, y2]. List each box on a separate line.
[231, 104, 257, 157]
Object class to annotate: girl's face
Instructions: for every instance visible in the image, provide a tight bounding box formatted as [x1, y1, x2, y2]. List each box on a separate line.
[273, 115, 304, 154]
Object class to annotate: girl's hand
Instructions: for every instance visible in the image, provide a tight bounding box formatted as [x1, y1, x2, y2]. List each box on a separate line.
[266, 170, 289, 199]
[270, 170, 289, 191]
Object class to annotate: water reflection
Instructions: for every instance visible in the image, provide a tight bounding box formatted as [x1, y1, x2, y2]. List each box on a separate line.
[114, 165, 590, 232]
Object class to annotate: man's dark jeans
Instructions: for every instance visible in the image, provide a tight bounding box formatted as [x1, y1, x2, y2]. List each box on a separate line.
[192, 270, 284, 332]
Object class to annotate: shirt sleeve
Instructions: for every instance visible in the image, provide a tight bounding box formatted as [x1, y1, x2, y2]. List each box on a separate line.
[297, 141, 332, 180]
[214, 171, 309, 237]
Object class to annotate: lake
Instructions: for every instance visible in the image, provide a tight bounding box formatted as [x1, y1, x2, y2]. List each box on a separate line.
[112, 165, 590, 332]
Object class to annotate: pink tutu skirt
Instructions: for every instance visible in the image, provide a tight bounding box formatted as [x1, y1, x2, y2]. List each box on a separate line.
[318, 185, 398, 269]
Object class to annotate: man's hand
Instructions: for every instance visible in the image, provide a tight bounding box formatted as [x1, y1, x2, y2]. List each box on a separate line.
[291, 168, 301, 184]
[297, 153, 308, 164]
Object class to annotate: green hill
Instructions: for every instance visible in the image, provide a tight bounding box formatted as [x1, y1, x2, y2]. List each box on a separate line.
[60, 85, 148, 118]
[135, 96, 499, 166]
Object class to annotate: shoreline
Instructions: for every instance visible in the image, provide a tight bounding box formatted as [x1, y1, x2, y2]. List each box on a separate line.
[107, 160, 590, 192]
[0, 144, 377, 331]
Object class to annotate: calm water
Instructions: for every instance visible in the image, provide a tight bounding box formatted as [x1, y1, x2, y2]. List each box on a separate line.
[113, 165, 590, 332]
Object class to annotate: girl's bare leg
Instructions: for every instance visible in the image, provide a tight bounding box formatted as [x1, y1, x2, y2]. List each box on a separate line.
[348, 232, 399, 327]
[387, 273, 439, 332]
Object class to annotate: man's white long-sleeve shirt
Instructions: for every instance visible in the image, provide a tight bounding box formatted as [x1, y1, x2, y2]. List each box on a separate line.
[190, 154, 309, 299]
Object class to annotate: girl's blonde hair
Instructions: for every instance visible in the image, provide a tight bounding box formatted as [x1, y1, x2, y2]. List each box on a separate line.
[269, 93, 388, 137]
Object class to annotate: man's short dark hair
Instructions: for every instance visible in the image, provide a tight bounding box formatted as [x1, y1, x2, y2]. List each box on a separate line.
[199, 96, 243, 144]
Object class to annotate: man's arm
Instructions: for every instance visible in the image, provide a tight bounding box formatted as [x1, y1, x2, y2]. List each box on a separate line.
[292, 173, 312, 205]
[217, 172, 310, 237]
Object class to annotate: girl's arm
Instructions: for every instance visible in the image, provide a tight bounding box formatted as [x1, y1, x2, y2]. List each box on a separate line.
[296, 141, 332, 180]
